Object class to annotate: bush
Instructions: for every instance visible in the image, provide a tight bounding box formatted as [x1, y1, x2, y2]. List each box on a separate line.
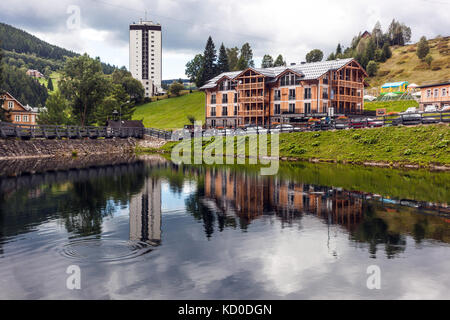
[366, 61, 378, 76]
[404, 149, 413, 156]
[312, 142, 320, 147]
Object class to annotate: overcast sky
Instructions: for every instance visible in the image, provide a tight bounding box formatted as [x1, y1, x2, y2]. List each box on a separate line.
[0, 0, 449, 79]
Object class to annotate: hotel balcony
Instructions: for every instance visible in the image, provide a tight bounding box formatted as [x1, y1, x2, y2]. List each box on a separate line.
[331, 79, 364, 89]
[238, 96, 268, 104]
[238, 109, 269, 117]
[236, 82, 265, 90]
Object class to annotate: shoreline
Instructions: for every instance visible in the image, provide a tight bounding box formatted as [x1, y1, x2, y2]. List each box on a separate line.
[135, 147, 450, 171]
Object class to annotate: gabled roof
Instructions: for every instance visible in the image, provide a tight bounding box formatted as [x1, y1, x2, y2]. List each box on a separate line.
[1, 91, 30, 112]
[200, 58, 358, 90]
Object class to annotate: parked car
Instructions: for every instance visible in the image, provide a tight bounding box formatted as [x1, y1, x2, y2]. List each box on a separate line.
[441, 105, 450, 112]
[392, 114, 422, 126]
[245, 126, 268, 134]
[271, 124, 294, 134]
[404, 107, 418, 114]
[366, 118, 383, 127]
[349, 118, 366, 129]
[424, 105, 438, 113]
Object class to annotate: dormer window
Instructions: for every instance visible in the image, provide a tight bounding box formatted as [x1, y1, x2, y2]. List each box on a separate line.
[280, 72, 301, 86]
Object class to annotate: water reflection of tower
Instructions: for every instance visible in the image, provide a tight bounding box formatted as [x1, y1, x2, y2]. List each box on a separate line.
[129, 177, 162, 245]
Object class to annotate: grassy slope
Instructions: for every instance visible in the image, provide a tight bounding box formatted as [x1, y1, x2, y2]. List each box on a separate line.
[155, 124, 450, 166]
[133, 91, 205, 130]
[368, 36, 450, 87]
[364, 100, 419, 112]
[37, 71, 61, 92]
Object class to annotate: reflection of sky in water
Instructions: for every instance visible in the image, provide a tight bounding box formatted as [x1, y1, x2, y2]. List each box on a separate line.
[0, 159, 449, 299]
[161, 180, 196, 212]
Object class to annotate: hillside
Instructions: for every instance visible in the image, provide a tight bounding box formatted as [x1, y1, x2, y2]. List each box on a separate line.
[0, 22, 117, 74]
[133, 91, 205, 130]
[368, 36, 450, 87]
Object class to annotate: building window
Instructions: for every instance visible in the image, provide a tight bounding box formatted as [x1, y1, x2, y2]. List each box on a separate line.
[322, 88, 328, 99]
[304, 88, 312, 99]
[222, 93, 228, 104]
[274, 104, 281, 115]
[288, 103, 295, 113]
[222, 106, 228, 116]
[304, 103, 311, 114]
[8, 101, 13, 109]
[426, 89, 431, 98]
[274, 89, 281, 101]
[211, 119, 216, 127]
[23, 115, 29, 122]
[234, 93, 238, 103]
[323, 102, 328, 113]
[210, 107, 216, 117]
[289, 89, 296, 100]
[434, 89, 439, 97]
[234, 106, 238, 116]
[211, 94, 216, 104]
[280, 73, 301, 86]
[15, 115, 21, 122]
[442, 88, 447, 97]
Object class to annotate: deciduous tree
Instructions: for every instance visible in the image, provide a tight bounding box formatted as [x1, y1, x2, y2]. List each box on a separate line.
[305, 49, 323, 63]
[59, 54, 109, 126]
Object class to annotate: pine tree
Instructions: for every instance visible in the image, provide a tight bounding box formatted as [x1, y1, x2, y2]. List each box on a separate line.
[261, 54, 274, 68]
[382, 43, 392, 60]
[226, 47, 240, 71]
[366, 61, 378, 76]
[238, 43, 254, 69]
[198, 36, 217, 86]
[327, 52, 336, 61]
[273, 54, 286, 67]
[336, 43, 342, 56]
[416, 36, 429, 60]
[217, 43, 230, 74]
[47, 77, 54, 91]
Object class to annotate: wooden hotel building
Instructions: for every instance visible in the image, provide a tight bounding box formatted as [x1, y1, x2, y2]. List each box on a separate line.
[200, 58, 368, 128]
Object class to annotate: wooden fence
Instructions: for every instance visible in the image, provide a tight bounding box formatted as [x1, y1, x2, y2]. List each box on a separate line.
[0, 123, 146, 140]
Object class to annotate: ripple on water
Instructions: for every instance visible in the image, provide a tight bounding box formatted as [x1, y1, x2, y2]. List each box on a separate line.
[60, 238, 155, 263]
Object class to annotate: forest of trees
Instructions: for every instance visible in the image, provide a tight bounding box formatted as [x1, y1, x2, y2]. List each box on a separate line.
[325, 19, 411, 75]
[1, 63, 48, 108]
[185, 37, 257, 88]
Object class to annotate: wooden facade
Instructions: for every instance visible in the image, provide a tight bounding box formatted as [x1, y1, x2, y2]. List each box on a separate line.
[202, 59, 367, 128]
[1, 92, 38, 125]
[418, 82, 450, 110]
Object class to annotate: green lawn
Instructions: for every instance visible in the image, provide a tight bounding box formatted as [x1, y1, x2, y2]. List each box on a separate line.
[133, 91, 205, 130]
[154, 124, 450, 167]
[38, 71, 61, 92]
[364, 100, 419, 113]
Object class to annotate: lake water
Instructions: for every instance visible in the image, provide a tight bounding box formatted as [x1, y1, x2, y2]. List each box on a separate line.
[0, 156, 449, 299]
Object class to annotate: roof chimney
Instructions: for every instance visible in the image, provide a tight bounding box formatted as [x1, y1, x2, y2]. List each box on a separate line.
[301, 61, 306, 65]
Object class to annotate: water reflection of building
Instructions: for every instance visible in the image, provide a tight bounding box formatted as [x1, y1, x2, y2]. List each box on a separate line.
[203, 169, 363, 230]
[129, 177, 162, 245]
